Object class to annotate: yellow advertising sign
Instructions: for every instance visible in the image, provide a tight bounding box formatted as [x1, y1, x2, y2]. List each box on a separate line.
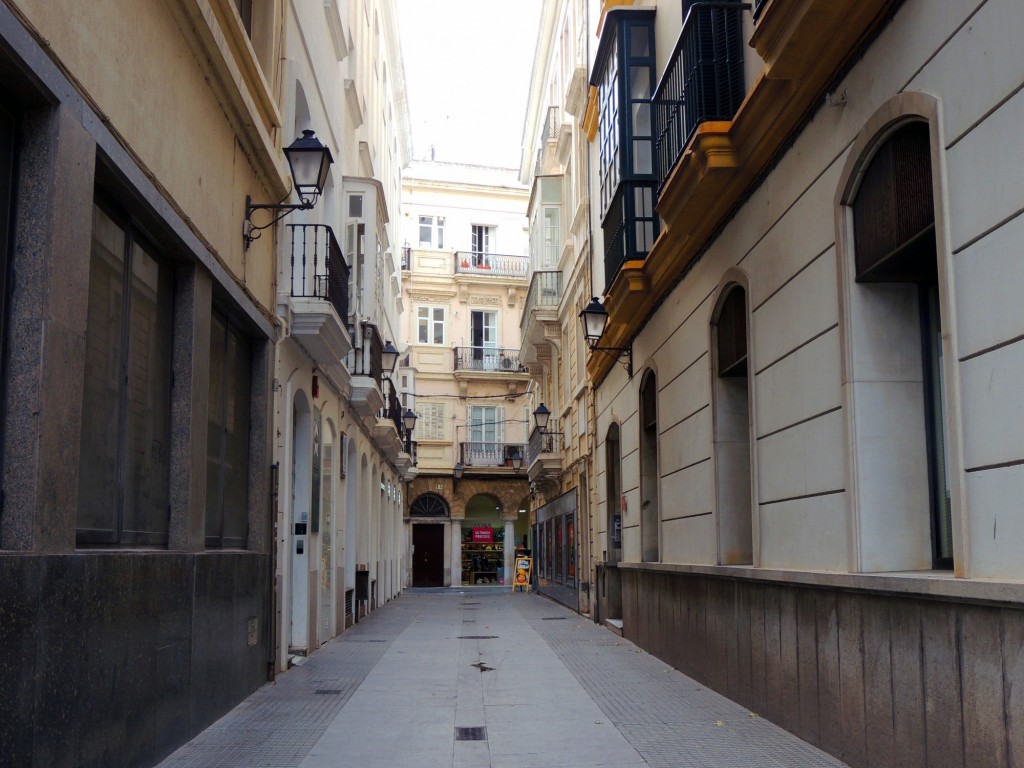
[512, 556, 532, 592]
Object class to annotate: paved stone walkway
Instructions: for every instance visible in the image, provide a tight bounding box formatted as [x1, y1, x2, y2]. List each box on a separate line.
[158, 591, 848, 768]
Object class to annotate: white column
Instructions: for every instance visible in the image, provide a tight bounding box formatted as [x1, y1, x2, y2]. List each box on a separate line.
[451, 523, 463, 587]
[504, 522, 514, 586]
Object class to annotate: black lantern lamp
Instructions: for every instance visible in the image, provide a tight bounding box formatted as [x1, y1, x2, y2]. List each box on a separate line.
[243, 129, 334, 249]
[402, 408, 417, 433]
[510, 449, 524, 472]
[578, 296, 633, 376]
[381, 340, 400, 378]
[533, 403, 551, 432]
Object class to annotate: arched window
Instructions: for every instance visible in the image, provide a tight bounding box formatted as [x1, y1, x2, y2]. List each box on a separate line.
[605, 423, 622, 563]
[712, 283, 753, 564]
[639, 371, 659, 562]
[409, 493, 450, 518]
[843, 115, 953, 571]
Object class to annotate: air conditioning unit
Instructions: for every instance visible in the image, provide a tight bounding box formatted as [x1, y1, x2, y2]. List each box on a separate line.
[500, 355, 515, 371]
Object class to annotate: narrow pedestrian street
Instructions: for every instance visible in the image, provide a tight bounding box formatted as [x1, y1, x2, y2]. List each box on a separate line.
[158, 592, 847, 768]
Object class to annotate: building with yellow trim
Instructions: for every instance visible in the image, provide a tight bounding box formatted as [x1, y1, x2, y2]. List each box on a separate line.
[530, 0, 1024, 764]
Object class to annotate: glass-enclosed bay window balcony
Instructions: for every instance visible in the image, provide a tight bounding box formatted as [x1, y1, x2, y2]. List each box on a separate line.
[592, 8, 659, 290]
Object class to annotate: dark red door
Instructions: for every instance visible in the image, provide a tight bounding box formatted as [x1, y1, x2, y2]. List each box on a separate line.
[412, 524, 445, 587]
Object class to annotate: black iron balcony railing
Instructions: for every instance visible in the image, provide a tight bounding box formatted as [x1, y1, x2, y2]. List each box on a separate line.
[348, 320, 383, 380]
[520, 270, 563, 335]
[535, 105, 561, 176]
[453, 347, 525, 373]
[652, 2, 747, 191]
[288, 224, 350, 321]
[752, 0, 767, 19]
[454, 251, 529, 278]
[528, 420, 559, 464]
[401, 245, 411, 270]
[381, 382, 406, 437]
[459, 441, 529, 468]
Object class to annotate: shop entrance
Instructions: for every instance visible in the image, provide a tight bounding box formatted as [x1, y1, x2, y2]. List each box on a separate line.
[412, 524, 445, 587]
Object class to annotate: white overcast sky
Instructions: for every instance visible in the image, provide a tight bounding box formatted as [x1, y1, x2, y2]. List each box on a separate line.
[396, 0, 543, 169]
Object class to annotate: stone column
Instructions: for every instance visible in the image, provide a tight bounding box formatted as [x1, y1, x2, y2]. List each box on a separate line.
[450, 522, 463, 587]
[504, 521, 515, 586]
[1, 105, 94, 552]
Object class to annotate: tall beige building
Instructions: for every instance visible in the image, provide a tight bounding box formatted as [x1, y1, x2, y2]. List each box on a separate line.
[519, 0, 599, 613]
[0, 0, 410, 764]
[400, 161, 532, 589]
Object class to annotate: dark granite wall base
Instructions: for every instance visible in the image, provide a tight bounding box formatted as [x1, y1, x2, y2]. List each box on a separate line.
[619, 569, 1024, 768]
[0, 552, 271, 768]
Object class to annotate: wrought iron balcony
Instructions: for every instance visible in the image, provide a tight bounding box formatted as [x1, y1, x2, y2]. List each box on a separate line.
[401, 245, 411, 270]
[652, 2, 747, 192]
[454, 251, 529, 278]
[348, 322, 385, 423]
[453, 347, 526, 373]
[528, 420, 559, 464]
[520, 271, 563, 359]
[288, 224, 349, 321]
[459, 441, 529, 468]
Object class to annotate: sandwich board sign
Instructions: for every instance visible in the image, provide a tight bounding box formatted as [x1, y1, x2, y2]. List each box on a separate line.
[512, 556, 532, 592]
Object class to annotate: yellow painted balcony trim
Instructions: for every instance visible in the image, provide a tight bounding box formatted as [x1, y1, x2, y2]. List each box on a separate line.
[583, 85, 600, 142]
[598, 0, 636, 36]
[587, 0, 899, 385]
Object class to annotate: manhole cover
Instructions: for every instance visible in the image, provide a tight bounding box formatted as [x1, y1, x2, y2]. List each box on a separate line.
[455, 726, 487, 741]
[314, 689, 342, 695]
[457, 635, 498, 639]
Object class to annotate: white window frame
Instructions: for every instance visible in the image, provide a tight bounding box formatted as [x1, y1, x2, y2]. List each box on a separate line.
[416, 305, 446, 345]
[418, 215, 445, 249]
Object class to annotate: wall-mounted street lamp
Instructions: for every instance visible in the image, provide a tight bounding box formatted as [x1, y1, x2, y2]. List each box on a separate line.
[381, 340, 400, 378]
[579, 297, 633, 377]
[243, 130, 334, 250]
[510, 449, 524, 473]
[402, 407, 417, 456]
[533, 403, 551, 433]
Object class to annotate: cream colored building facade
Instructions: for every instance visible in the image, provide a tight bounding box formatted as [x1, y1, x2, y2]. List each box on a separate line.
[519, 0, 600, 613]
[270, 0, 412, 671]
[400, 161, 532, 589]
[524, 0, 1024, 765]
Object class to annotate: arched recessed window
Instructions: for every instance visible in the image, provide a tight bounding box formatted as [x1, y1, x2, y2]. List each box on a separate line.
[605, 423, 622, 563]
[639, 371, 659, 562]
[712, 283, 753, 565]
[846, 117, 952, 570]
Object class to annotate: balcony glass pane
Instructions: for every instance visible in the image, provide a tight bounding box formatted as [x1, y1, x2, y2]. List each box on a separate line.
[629, 24, 650, 56]
[629, 66, 649, 99]
[633, 140, 652, 175]
[632, 102, 651, 136]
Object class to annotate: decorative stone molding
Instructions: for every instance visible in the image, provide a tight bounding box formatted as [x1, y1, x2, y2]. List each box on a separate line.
[408, 293, 451, 305]
[469, 295, 501, 306]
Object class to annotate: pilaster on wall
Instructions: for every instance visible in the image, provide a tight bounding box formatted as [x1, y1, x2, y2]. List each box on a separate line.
[1, 105, 94, 552]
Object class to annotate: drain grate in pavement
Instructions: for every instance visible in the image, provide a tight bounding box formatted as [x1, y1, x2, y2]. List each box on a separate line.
[347, 638, 386, 642]
[455, 726, 487, 741]
[458, 635, 498, 639]
[462, 602, 480, 605]
[314, 690, 342, 695]
[541, 617, 567, 620]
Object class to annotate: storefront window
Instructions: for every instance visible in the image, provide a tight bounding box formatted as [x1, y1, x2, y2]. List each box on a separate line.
[567, 517, 576, 587]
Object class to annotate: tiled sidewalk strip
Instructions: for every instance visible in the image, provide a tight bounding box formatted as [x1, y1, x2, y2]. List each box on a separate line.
[515, 596, 848, 768]
[156, 605, 415, 768]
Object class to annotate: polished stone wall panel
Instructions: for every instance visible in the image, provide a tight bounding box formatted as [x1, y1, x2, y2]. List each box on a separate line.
[620, 569, 1024, 768]
[0, 553, 270, 768]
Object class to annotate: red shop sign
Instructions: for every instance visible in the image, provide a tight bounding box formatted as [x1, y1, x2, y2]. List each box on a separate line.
[472, 527, 493, 543]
